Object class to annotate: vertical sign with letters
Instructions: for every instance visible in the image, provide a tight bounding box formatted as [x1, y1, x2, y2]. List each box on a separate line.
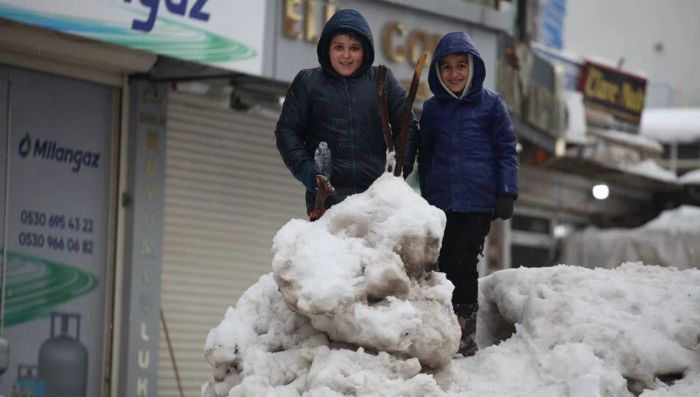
[121, 80, 167, 397]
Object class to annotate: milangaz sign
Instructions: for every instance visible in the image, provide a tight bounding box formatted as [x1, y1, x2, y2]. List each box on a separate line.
[578, 60, 647, 126]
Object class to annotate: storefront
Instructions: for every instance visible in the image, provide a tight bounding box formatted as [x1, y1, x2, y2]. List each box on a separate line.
[1, 1, 514, 396]
[0, 20, 157, 396]
[0, 63, 119, 397]
[493, 38, 680, 270]
[0, 1, 266, 396]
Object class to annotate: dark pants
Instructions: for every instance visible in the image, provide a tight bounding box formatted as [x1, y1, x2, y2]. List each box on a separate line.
[438, 212, 492, 306]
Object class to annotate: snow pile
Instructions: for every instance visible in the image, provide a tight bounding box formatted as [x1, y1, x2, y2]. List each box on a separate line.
[562, 205, 700, 269]
[271, 174, 456, 368]
[202, 173, 457, 396]
[202, 175, 700, 396]
[203, 261, 700, 396]
[201, 274, 446, 397]
[450, 263, 700, 396]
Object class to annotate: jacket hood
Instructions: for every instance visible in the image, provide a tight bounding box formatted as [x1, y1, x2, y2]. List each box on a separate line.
[317, 9, 375, 78]
[428, 32, 486, 101]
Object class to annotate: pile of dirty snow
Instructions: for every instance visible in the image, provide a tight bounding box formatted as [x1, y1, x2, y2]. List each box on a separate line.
[202, 175, 700, 397]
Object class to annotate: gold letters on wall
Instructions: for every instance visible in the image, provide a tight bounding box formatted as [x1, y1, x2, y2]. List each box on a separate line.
[283, 0, 336, 43]
[282, 1, 440, 68]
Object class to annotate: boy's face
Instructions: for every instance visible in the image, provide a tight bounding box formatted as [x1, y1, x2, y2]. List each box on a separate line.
[439, 53, 470, 95]
[329, 34, 364, 77]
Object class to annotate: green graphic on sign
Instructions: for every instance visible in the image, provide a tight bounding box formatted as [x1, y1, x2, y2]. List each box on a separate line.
[0, 3, 257, 64]
[2, 250, 98, 327]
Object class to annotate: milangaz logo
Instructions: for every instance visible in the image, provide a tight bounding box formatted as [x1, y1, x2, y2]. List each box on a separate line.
[18, 133, 101, 173]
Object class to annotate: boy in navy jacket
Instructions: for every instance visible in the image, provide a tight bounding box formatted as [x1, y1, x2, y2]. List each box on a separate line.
[418, 32, 519, 356]
[276, 9, 418, 218]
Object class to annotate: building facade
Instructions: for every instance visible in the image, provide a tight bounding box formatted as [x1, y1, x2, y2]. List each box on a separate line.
[0, 1, 514, 396]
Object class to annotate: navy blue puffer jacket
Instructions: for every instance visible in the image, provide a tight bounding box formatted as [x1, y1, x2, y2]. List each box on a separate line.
[418, 32, 518, 214]
[275, 9, 418, 212]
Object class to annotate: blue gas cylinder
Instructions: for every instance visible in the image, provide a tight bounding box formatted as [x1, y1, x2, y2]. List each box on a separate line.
[13, 365, 46, 397]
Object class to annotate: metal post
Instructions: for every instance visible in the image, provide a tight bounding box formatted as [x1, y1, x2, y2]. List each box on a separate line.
[1, 80, 11, 336]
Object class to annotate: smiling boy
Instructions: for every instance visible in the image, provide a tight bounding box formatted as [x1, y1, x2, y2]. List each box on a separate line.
[418, 32, 519, 356]
[276, 9, 419, 218]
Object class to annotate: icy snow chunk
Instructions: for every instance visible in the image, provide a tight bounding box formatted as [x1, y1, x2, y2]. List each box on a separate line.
[271, 173, 457, 367]
[202, 274, 327, 397]
[202, 274, 447, 397]
[477, 263, 700, 395]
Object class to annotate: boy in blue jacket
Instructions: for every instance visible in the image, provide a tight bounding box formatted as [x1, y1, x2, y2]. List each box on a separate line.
[418, 32, 519, 356]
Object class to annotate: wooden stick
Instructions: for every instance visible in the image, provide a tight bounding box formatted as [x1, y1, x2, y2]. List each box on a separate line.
[161, 308, 185, 397]
[394, 52, 428, 177]
[377, 64, 394, 173]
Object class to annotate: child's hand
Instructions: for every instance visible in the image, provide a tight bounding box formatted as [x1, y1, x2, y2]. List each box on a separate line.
[494, 195, 515, 220]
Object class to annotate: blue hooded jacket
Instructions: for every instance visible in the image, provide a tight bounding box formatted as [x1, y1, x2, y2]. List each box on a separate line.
[276, 9, 418, 212]
[418, 32, 518, 214]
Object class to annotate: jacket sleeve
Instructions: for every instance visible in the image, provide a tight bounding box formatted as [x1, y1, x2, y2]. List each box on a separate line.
[490, 96, 519, 197]
[275, 71, 314, 182]
[417, 102, 434, 199]
[386, 68, 419, 177]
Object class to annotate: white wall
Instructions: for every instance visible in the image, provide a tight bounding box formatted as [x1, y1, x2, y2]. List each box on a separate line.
[563, 0, 700, 108]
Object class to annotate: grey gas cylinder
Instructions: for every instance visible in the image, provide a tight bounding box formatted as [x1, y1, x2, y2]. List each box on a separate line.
[38, 312, 88, 397]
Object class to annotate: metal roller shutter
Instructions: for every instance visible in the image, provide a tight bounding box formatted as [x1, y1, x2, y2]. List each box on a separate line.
[159, 90, 305, 396]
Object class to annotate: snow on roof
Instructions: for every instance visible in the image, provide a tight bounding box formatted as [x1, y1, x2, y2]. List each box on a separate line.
[679, 168, 700, 185]
[589, 127, 663, 153]
[561, 205, 700, 271]
[618, 159, 678, 183]
[202, 176, 700, 397]
[585, 55, 649, 79]
[640, 107, 700, 143]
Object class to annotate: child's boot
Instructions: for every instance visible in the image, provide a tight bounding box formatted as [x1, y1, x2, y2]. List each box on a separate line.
[455, 303, 479, 356]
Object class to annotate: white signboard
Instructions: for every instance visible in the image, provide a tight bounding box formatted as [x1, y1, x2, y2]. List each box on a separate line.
[0, 0, 266, 75]
[0, 67, 114, 397]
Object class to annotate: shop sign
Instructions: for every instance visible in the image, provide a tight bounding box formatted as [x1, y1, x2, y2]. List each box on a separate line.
[0, 0, 266, 75]
[530, 43, 583, 91]
[0, 67, 113, 397]
[527, 52, 566, 135]
[578, 61, 647, 125]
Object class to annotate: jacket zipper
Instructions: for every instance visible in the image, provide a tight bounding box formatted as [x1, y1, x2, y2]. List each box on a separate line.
[344, 79, 357, 193]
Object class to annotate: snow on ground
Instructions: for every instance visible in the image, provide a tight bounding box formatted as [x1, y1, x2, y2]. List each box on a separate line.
[202, 176, 700, 397]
